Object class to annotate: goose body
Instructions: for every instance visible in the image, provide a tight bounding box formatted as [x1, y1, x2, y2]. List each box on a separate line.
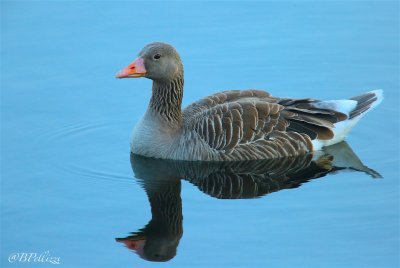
[117, 42, 383, 161]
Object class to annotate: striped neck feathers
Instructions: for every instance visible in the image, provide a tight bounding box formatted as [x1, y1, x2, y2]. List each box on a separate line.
[149, 76, 184, 123]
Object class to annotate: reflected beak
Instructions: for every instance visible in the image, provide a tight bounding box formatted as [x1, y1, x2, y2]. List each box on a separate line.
[116, 236, 147, 256]
[116, 58, 147, 78]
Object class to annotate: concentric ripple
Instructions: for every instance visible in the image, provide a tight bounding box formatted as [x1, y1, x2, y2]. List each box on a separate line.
[35, 119, 135, 184]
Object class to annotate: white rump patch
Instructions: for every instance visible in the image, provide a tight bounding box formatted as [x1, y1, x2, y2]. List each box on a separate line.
[313, 99, 357, 116]
[312, 117, 362, 150]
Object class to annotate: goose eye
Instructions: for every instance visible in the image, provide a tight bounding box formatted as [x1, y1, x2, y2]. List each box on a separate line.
[153, 54, 161, 60]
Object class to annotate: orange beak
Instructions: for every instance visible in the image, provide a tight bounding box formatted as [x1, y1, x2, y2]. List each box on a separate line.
[116, 58, 147, 78]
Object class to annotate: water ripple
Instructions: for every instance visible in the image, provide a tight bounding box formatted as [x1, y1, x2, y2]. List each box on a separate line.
[35, 119, 134, 184]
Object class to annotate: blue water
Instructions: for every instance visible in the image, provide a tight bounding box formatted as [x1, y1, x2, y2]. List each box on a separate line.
[1, 1, 399, 267]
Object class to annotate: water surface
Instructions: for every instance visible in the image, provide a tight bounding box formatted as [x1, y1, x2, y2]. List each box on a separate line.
[1, 1, 399, 267]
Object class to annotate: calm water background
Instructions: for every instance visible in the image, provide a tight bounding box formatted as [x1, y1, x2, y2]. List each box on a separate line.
[1, 1, 399, 267]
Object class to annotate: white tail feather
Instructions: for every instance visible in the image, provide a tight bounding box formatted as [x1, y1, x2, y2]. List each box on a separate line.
[367, 89, 384, 111]
[312, 90, 384, 150]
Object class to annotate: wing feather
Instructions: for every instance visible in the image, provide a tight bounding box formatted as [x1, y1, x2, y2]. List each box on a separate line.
[183, 89, 348, 156]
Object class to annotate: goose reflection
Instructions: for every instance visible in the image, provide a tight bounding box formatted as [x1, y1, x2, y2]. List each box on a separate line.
[116, 141, 380, 262]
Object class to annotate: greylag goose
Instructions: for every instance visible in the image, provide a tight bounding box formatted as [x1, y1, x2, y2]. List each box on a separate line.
[116, 42, 383, 161]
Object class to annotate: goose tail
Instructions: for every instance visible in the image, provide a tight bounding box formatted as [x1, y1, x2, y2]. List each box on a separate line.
[349, 89, 384, 119]
[312, 90, 384, 149]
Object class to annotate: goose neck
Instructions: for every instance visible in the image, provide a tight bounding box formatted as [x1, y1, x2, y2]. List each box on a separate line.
[149, 76, 184, 124]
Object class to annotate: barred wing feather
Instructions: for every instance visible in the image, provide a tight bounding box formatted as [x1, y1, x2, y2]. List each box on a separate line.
[183, 90, 349, 158]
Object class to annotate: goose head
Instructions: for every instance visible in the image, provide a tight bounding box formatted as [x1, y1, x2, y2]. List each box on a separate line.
[116, 42, 183, 82]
